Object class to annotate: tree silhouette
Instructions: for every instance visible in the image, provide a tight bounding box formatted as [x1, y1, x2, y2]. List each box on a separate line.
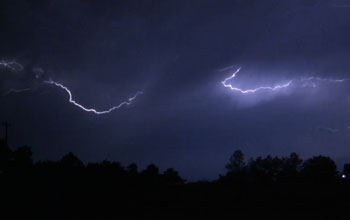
[226, 150, 245, 173]
[60, 152, 84, 169]
[143, 164, 159, 176]
[284, 153, 303, 172]
[127, 163, 138, 174]
[248, 156, 280, 183]
[301, 155, 338, 183]
[279, 153, 303, 182]
[140, 164, 161, 185]
[220, 150, 247, 184]
[163, 168, 185, 185]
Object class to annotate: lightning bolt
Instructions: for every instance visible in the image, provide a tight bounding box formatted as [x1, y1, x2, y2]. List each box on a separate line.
[0, 60, 24, 72]
[221, 67, 293, 94]
[222, 67, 350, 94]
[44, 80, 143, 115]
[0, 59, 143, 114]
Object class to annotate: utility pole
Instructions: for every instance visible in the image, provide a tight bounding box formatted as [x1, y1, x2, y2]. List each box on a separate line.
[2, 121, 10, 147]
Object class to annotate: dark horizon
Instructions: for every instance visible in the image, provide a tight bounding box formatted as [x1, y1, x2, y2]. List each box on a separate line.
[1, 121, 349, 181]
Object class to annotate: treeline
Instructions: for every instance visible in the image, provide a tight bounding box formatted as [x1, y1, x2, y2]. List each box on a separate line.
[219, 150, 339, 184]
[1, 143, 350, 219]
[0, 143, 184, 185]
[0, 142, 343, 185]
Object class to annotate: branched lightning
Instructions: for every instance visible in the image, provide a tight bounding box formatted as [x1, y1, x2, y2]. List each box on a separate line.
[0, 60, 24, 72]
[221, 67, 293, 94]
[0, 59, 143, 114]
[44, 80, 143, 115]
[222, 67, 350, 94]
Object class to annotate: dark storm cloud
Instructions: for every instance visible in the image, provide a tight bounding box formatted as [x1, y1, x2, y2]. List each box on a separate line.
[1, 0, 350, 180]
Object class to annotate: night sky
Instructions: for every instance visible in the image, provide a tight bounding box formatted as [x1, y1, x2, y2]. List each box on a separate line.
[1, 0, 350, 180]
